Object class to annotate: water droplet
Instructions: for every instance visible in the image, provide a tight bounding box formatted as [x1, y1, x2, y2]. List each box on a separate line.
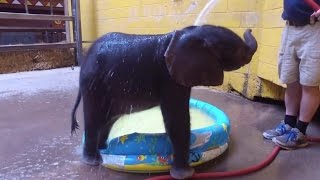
[52, 162, 59, 166]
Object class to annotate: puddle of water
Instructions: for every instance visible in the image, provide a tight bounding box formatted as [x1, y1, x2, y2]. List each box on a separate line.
[108, 106, 214, 141]
[0, 136, 81, 179]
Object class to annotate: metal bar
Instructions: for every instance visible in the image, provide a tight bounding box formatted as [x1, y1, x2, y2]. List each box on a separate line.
[71, 0, 78, 64]
[0, 42, 76, 52]
[72, 0, 83, 65]
[0, 4, 64, 12]
[64, 0, 71, 42]
[82, 41, 94, 43]
[50, 0, 53, 15]
[24, 0, 29, 13]
[0, 26, 65, 32]
[0, 12, 74, 21]
[45, 31, 49, 43]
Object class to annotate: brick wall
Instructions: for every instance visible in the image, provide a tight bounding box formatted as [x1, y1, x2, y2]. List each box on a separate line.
[257, 0, 286, 99]
[81, 0, 287, 100]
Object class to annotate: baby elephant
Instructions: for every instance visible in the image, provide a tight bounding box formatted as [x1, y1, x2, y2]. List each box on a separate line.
[71, 25, 257, 179]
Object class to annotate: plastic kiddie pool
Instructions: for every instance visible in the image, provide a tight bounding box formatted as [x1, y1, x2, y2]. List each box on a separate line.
[99, 98, 230, 173]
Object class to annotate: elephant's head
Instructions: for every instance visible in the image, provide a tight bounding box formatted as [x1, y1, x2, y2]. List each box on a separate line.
[164, 25, 258, 87]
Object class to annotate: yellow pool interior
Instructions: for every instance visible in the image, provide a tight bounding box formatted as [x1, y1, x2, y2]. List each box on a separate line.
[108, 106, 215, 141]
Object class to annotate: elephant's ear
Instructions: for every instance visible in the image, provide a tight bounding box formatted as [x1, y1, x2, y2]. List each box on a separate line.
[164, 31, 224, 87]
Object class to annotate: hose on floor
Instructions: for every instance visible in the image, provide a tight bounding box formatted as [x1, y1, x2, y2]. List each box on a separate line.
[145, 136, 320, 180]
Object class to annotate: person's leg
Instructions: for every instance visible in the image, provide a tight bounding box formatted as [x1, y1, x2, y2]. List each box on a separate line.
[296, 85, 320, 134]
[273, 85, 319, 150]
[262, 25, 299, 140]
[295, 22, 320, 134]
[262, 82, 301, 140]
[273, 23, 320, 149]
[284, 81, 301, 126]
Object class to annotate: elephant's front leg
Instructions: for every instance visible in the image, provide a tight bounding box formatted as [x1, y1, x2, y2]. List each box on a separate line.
[160, 85, 194, 179]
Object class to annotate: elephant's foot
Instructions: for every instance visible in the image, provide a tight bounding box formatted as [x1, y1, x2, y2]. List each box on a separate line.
[170, 166, 195, 179]
[81, 153, 102, 166]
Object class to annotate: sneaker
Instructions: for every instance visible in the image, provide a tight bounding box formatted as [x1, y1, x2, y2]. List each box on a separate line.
[262, 120, 292, 140]
[272, 128, 309, 150]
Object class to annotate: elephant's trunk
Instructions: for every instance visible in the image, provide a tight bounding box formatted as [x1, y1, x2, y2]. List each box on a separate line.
[243, 29, 258, 55]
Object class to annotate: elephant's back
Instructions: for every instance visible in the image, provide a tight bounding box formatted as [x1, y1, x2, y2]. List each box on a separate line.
[83, 32, 172, 76]
[80, 32, 173, 95]
[92, 32, 171, 59]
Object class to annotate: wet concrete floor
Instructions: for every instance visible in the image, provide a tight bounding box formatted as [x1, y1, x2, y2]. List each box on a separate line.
[0, 67, 319, 180]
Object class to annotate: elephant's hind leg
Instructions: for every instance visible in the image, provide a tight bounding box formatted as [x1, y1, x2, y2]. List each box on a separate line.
[81, 93, 107, 166]
[97, 116, 117, 149]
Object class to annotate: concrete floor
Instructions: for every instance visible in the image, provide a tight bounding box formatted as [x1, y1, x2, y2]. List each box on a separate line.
[0, 67, 319, 180]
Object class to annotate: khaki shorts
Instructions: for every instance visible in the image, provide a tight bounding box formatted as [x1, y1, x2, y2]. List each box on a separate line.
[278, 22, 320, 86]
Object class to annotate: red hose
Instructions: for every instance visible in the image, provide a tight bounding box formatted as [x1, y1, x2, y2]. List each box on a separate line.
[304, 0, 320, 11]
[145, 146, 280, 180]
[307, 136, 320, 143]
[146, 136, 320, 180]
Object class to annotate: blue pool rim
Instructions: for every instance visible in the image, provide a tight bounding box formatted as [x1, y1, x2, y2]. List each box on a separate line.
[96, 98, 231, 173]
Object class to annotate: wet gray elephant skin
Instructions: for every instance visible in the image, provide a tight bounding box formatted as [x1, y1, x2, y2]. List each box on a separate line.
[71, 25, 258, 179]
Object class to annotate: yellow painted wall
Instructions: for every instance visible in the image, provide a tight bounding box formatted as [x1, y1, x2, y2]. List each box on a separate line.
[80, 0, 287, 100]
[257, 0, 286, 100]
[80, 0, 97, 49]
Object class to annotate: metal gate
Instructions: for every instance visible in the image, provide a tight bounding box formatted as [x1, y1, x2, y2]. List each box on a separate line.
[0, 0, 83, 65]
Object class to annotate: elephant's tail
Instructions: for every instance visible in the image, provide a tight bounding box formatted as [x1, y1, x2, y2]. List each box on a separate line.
[71, 90, 81, 135]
